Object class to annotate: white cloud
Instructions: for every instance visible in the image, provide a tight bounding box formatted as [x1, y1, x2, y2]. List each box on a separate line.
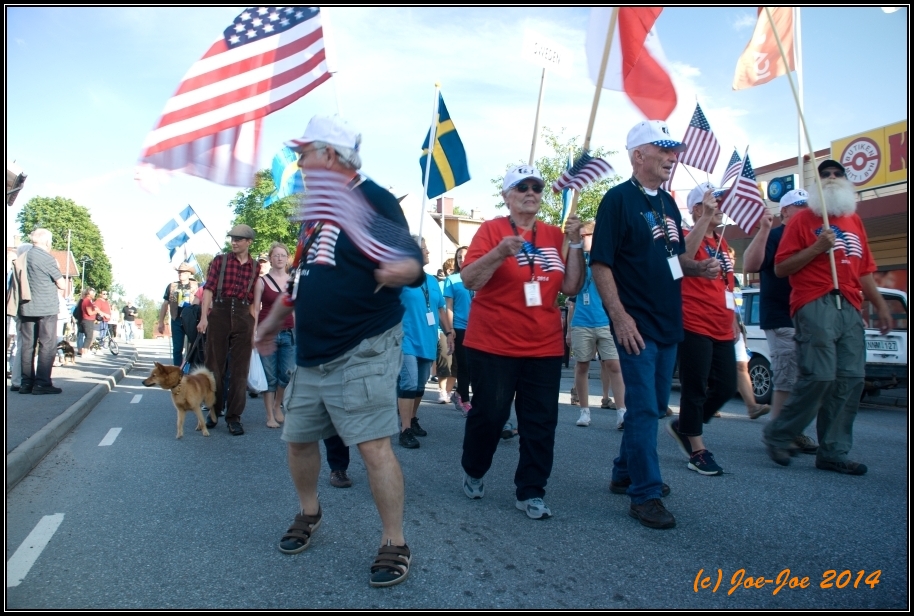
[732, 12, 758, 30]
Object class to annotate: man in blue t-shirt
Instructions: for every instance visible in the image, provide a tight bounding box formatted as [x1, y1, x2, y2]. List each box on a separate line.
[566, 221, 626, 430]
[590, 120, 721, 530]
[742, 188, 818, 454]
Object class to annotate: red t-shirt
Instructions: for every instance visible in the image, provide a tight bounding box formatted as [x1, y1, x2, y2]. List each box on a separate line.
[775, 208, 875, 316]
[463, 217, 567, 358]
[680, 230, 736, 341]
[80, 298, 97, 321]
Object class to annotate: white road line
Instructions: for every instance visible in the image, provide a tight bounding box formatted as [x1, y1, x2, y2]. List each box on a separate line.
[131, 394, 142, 404]
[98, 428, 122, 447]
[7, 514, 65, 587]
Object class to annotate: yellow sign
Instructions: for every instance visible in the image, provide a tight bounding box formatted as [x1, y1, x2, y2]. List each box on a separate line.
[831, 121, 907, 189]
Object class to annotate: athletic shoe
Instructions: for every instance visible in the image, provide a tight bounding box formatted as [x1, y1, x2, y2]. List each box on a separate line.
[665, 419, 692, 458]
[688, 449, 724, 476]
[398, 429, 420, 449]
[452, 393, 464, 412]
[463, 473, 484, 499]
[436, 392, 449, 404]
[616, 408, 626, 431]
[410, 417, 427, 437]
[516, 497, 551, 519]
[748, 404, 771, 420]
[793, 434, 818, 454]
[576, 409, 591, 427]
[501, 422, 517, 440]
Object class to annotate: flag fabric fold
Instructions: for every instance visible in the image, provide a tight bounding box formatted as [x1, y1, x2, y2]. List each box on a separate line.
[420, 93, 470, 199]
[264, 146, 305, 206]
[586, 7, 677, 120]
[139, 6, 331, 187]
[677, 103, 720, 174]
[552, 151, 615, 194]
[157, 205, 207, 261]
[718, 153, 767, 233]
[732, 7, 795, 91]
[719, 149, 742, 186]
[559, 151, 573, 229]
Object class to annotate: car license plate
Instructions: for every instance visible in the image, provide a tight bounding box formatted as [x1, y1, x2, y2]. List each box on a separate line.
[867, 340, 898, 351]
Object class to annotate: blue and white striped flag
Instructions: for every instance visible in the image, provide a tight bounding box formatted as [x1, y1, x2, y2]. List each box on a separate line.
[264, 146, 305, 206]
[157, 205, 206, 261]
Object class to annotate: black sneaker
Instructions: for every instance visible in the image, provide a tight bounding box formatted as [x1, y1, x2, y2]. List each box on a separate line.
[629, 499, 676, 529]
[688, 449, 724, 476]
[228, 421, 244, 436]
[665, 419, 692, 458]
[815, 458, 867, 475]
[399, 428, 420, 449]
[609, 478, 670, 497]
[32, 385, 63, 395]
[410, 417, 427, 437]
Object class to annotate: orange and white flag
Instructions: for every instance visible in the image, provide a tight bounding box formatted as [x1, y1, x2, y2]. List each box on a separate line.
[732, 7, 795, 91]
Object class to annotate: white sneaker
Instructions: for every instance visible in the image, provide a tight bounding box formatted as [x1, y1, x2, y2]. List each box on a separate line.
[616, 408, 626, 431]
[437, 392, 449, 404]
[576, 409, 591, 427]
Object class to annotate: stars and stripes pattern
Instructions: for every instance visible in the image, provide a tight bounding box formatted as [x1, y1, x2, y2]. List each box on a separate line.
[705, 244, 734, 275]
[139, 7, 331, 187]
[720, 149, 742, 186]
[718, 153, 767, 233]
[642, 211, 680, 243]
[513, 245, 565, 273]
[817, 225, 864, 259]
[677, 103, 720, 173]
[551, 151, 615, 193]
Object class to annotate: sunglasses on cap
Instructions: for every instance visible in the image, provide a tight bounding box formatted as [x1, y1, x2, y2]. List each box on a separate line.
[514, 182, 544, 194]
[819, 168, 845, 179]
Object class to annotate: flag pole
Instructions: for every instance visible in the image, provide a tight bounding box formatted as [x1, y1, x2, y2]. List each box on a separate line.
[764, 7, 840, 306]
[187, 205, 225, 252]
[795, 7, 804, 191]
[529, 68, 547, 165]
[418, 84, 442, 247]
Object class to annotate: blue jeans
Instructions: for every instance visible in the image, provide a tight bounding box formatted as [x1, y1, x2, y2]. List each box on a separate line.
[260, 329, 295, 392]
[397, 354, 433, 398]
[612, 337, 677, 504]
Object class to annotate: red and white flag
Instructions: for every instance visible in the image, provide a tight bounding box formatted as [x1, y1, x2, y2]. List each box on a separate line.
[139, 7, 331, 187]
[719, 151, 767, 233]
[551, 152, 615, 193]
[677, 103, 720, 174]
[585, 7, 677, 120]
[732, 7, 795, 91]
[719, 149, 742, 186]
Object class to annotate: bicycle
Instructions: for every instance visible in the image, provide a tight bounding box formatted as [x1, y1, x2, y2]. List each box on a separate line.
[90, 321, 120, 356]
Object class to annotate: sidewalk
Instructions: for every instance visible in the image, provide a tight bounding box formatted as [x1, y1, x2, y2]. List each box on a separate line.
[5, 342, 141, 492]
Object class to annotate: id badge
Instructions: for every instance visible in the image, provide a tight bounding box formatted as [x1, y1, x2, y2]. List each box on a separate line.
[667, 255, 683, 280]
[524, 281, 543, 307]
[582, 292, 590, 306]
[426, 311, 436, 326]
[725, 291, 735, 310]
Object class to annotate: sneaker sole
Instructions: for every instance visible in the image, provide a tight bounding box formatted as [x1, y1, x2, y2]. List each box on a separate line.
[516, 501, 551, 519]
[628, 508, 676, 529]
[687, 462, 723, 476]
[575, 421, 590, 427]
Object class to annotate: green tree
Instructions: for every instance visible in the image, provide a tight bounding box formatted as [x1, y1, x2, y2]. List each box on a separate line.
[491, 128, 622, 225]
[193, 253, 214, 282]
[227, 169, 300, 255]
[134, 294, 160, 340]
[453, 205, 469, 217]
[16, 196, 113, 293]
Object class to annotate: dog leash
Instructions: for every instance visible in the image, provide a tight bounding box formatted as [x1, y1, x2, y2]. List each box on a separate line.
[180, 334, 204, 374]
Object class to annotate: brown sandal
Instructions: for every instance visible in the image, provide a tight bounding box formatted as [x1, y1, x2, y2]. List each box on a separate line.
[278, 507, 322, 554]
[369, 541, 411, 588]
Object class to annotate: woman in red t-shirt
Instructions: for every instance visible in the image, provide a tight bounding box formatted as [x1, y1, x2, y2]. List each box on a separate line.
[458, 164, 584, 519]
[78, 287, 99, 356]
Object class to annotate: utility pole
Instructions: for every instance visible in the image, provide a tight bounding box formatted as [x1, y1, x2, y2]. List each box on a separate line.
[80, 255, 92, 291]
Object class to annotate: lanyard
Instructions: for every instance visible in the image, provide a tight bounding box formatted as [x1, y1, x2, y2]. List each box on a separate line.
[509, 217, 537, 280]
[421, 278, 430, 310]
[631, 177, 675, 256]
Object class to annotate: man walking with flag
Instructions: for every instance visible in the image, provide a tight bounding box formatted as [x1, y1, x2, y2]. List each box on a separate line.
[256, 115, 423, 587]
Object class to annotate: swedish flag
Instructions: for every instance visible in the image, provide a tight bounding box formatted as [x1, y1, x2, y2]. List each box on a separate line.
[264, 146, 305, 207]
[420, 93, 470, 199]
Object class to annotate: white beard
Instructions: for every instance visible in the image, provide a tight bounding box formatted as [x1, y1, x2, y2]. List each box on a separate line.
[808, 177, 857, 217]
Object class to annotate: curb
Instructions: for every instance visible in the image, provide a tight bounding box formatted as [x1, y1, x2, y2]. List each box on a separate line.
[6, 349, 138, 493]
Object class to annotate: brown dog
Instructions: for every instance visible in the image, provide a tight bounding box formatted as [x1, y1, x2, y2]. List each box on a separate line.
[142, 363, 217, 439]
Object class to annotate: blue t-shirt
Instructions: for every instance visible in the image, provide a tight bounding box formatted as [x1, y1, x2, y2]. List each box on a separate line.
[443, 272, 472, 330]
[759, 225, 793, 330]
[294, 179, 424, 367]
[590, 179, 685, 346]
[400, 273, 445, 360]
[569, 256, 610, 328]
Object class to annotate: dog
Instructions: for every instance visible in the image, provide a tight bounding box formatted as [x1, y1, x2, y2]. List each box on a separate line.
[56, 340, 77, 366]
[142, 363, 217, 439]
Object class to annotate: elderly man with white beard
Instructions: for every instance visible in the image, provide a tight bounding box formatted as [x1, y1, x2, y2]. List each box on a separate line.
[762, 159, 893, 475]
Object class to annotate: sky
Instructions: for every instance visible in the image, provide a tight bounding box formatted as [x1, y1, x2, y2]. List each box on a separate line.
[6, 6, 909, 301]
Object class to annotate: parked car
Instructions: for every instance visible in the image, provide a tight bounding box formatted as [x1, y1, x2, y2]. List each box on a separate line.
[740, 286, 908, 401]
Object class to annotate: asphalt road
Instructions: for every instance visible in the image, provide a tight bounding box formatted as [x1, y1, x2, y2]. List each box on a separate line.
[5, 344, 908, 609]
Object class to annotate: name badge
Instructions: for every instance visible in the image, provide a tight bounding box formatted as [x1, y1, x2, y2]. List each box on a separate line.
[426, 311, 436, 326]
[524, 281, 542, 307]
[725, 291, 735, 310]
[582, 292, 590, 306]
[667, 255, 683, 280]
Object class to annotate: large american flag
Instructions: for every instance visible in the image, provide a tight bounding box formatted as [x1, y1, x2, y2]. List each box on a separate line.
[551, 151, 614, 193]
[719, 148, 742, 186]
[139, 7, 331, 187]
[718, 152, 766, 233]
[677, 103, 720, 173]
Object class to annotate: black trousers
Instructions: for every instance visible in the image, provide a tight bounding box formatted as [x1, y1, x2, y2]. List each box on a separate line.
[677, 330, 737, 437]
[453, 328, 471, 401]
[19, 315, 58, 388]
[461, 348, 562, 501]
[324, 435, 349, 471]
[204, 299, 254, 423]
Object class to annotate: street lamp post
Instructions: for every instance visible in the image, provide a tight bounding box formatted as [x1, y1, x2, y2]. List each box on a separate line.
[80, 255, 92, 291]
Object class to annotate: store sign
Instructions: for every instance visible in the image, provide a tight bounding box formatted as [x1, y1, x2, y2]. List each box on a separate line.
[831, 121, 907, 188]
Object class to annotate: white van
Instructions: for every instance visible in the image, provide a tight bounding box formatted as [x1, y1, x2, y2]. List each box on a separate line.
[741, 287, 908, 401]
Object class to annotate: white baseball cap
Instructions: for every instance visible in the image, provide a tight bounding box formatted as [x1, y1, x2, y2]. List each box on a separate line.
[626, 120, 687, 153]
[780, 188, 809, 209]
[502, 165, 544, 191]
[285, 115, 362, 152]
[686, 182, 718, 213]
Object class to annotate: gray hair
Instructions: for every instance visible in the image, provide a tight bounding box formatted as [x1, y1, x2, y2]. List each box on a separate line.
[29, 228, 53, 246]
[16, 243, 32, 257]
[312, 140, 362, 170]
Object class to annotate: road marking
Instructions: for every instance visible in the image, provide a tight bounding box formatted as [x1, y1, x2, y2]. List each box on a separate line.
[7, 514, 65, 587]
[131, 394, 142, 404]
[98, 428, 122, 446]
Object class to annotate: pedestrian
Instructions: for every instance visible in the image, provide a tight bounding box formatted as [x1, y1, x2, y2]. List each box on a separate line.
[459, 164, 584, 520]
[433, 257, 456, 404]
[94, 290, 113, 344]
[122, 300, 138, 342]
[77, 287, 98, 357]
[256, 114, 424, 587]
[444, 246, 472, 413]
[7, 243, 32, 391]
[158, 263, 199, 366]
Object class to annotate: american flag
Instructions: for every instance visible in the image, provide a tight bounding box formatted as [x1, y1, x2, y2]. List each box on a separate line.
[551, 151, 614, 193]
[705, 244, 734, 275]
[677, 103, 720, 173]
[139, 7, 331, 187]
[642, 211, 680, 243]
[817, 225, 863, 259]
[718, 152, 767, 233]
[719, 149, 742, 186]
[660, 159, 677, 192]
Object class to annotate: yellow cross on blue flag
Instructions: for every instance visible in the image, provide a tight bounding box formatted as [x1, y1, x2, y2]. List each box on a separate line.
[420, 93, 470, 199]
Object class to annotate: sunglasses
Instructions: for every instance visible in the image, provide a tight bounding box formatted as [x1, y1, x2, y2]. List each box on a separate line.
[819, 168, 845, 178]
[515, 182, 544, 194]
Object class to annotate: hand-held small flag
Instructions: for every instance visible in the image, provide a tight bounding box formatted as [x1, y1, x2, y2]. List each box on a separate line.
[720, 149, 742, 186]
[718, 152, 767, 234]
[552, 151, 614, 194]
[677, 103, 720, 174]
